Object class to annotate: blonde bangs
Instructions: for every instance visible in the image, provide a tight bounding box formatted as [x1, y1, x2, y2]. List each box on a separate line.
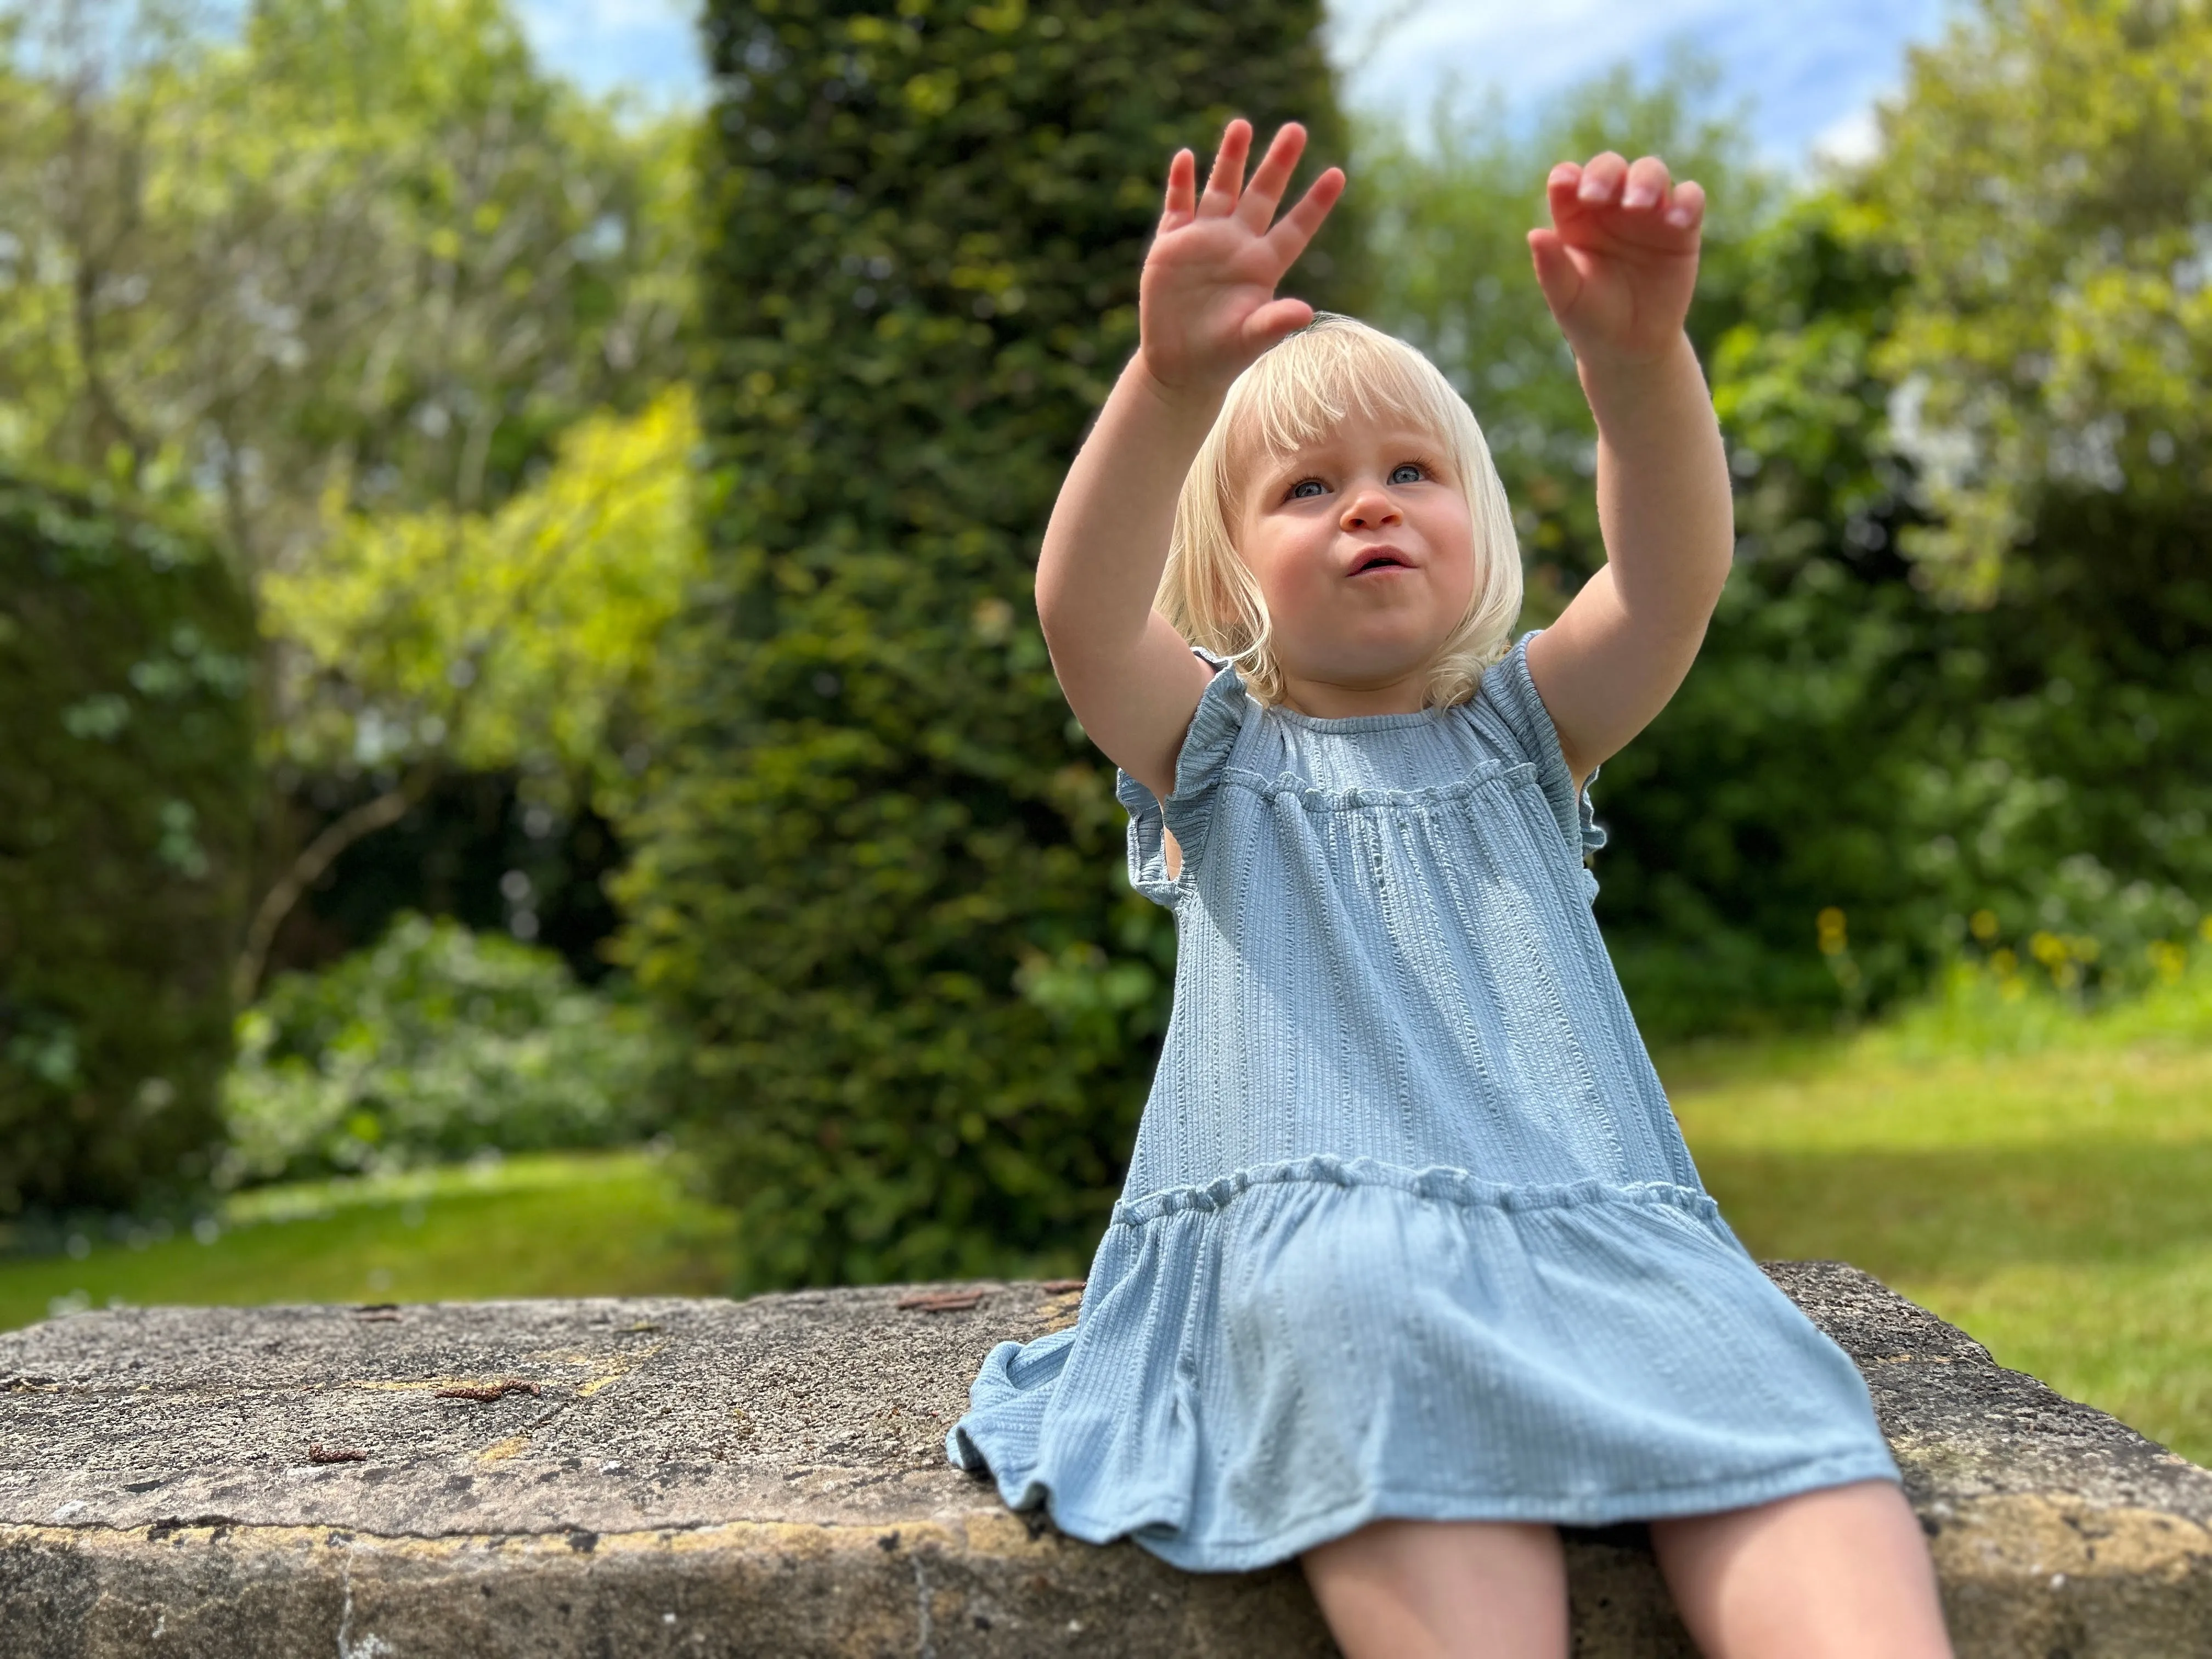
[1158, 314, 1523, 710]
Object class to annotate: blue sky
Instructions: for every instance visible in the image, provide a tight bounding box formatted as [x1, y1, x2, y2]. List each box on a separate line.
[515, 0, 1959, 166]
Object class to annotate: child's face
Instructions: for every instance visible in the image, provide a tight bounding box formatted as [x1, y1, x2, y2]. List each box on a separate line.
[1237, 408, 1476, 699]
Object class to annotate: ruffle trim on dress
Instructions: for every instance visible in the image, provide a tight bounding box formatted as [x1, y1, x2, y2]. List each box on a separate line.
[1223, 759, 1538, 812]
[1110, 1153, 1722, 1229]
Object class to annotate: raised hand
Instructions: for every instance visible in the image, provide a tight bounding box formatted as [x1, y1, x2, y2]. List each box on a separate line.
[1527, 153, 1705, 370]
[1139, 119, 1346, 394]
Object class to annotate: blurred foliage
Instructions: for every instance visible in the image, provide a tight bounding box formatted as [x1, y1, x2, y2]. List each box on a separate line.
[232, 286, 698, 1003]
[1883, 915, 2212, 1060]
[266, 386, 703, 812]
[0, 0, 693, 571]
[0, 466, 255, 1215]
[221, 913, 663, 1187]
[1596, 192, 1952, 1030]
[619, 0, 1362, 1289]
[2, 0, 698, 1002]
[1870, 0, 2212, 602]
[1846, 0, 2212, 1001]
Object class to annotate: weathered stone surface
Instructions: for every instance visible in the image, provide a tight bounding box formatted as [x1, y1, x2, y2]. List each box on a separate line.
[0, 1263, 2204, 1657]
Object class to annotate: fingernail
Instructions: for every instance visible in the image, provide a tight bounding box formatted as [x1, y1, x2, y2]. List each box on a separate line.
[1665, 205, 1694, 227]
[1623, 185, 1657, 209]
[1577, 178, 1609, 202]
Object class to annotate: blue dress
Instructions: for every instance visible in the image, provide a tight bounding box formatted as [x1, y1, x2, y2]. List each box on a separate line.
[947, 632, 1898, 1572]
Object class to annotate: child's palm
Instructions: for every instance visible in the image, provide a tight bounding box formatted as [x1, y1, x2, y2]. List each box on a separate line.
[1141, 121, 1345, 392]
[1528, 154, 1705, 369]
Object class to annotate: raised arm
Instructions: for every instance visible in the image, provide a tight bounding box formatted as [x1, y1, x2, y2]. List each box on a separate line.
[1036, 120, 1344, 803]
[1521, 153, 1733, 787]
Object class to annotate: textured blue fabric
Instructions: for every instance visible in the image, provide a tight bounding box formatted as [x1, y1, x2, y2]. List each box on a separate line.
[947, 631, 1898, 1572]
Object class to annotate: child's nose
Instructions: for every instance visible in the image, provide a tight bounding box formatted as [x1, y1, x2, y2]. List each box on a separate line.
[1340, 489, 1402, 531]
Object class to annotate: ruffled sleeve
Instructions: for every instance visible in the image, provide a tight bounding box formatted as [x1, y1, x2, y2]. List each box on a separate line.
[1476, 630, 1606, 867]
[1115, 647, 1250, 907]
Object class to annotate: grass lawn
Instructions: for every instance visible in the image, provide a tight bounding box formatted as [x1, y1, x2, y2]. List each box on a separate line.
[0, 1149, 738, 1335]
[1664, 1019, 2212, 1469]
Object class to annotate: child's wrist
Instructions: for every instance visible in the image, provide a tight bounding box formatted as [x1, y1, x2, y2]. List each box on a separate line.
[1573, 329, 1699, 386]
[1129, 348, 1233, 422]
[1575, 333, 1707, 424]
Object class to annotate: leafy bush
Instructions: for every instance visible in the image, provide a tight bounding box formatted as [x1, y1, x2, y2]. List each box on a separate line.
[620, 0, 1361, 1287]
[221, 913, 663, 1186]
[0, 467, 256, 1215]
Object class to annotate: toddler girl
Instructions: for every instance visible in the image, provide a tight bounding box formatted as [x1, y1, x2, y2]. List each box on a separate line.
[948, 119, 1952, 1658]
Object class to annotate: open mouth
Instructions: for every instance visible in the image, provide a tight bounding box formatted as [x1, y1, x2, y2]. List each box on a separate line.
[1351, 552, 1410, 574]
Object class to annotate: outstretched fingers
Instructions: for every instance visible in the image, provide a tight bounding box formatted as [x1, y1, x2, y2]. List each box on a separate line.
[1235, 121, 1308, 229]
[1621, 154, 1672, 211]
[1664, 178, 1706, 231]
[1548, 151, 1704, 246]
[1573, 150, 1631, 208]
[1159, 147, 1198, 232]
[1263, 165, 1346, 268]
[1198, 119, 1252, 218]
[1526, 226, 1583, 319]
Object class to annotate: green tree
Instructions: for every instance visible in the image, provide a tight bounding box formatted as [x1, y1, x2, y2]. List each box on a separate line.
[0, 0, 692, 567]
[0, 466, 256, 1214]
[243, 386, 703, 1001]
[2, 0, 701, 994]
[621, 0, 1363, 1288]
[1870, 0, 2212, 602]
[1852, 0, 2212, 981]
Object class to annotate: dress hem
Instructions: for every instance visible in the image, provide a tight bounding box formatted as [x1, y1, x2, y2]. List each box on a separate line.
[1010, 1444, 1904, 1575]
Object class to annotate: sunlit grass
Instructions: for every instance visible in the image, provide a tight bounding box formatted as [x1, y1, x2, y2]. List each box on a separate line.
[0, 1149, 738, 1334]
[1662, 964, 2212, 1469]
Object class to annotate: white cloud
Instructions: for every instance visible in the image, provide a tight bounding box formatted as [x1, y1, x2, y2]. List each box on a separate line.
[1336, 0, 1735, 111]
[1808, 105, 1883, 171]
[1328, 0, 1949, 168]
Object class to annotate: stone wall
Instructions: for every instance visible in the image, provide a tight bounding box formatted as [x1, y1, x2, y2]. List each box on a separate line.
[1, 1263, 2208, 1656]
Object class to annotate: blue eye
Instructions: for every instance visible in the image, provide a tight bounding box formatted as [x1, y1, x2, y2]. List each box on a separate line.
[1289, 479, 1327, 499]
[1390, 463, 1425, 484]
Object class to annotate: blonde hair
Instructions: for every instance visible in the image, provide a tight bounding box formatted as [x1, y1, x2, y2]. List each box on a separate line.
[1156, 313, 1522, 709]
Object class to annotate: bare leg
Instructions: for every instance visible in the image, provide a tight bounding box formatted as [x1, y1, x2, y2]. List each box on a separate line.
[1650, 1479, 1952, 1658]
[1301, 1517, 1569, 1659]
